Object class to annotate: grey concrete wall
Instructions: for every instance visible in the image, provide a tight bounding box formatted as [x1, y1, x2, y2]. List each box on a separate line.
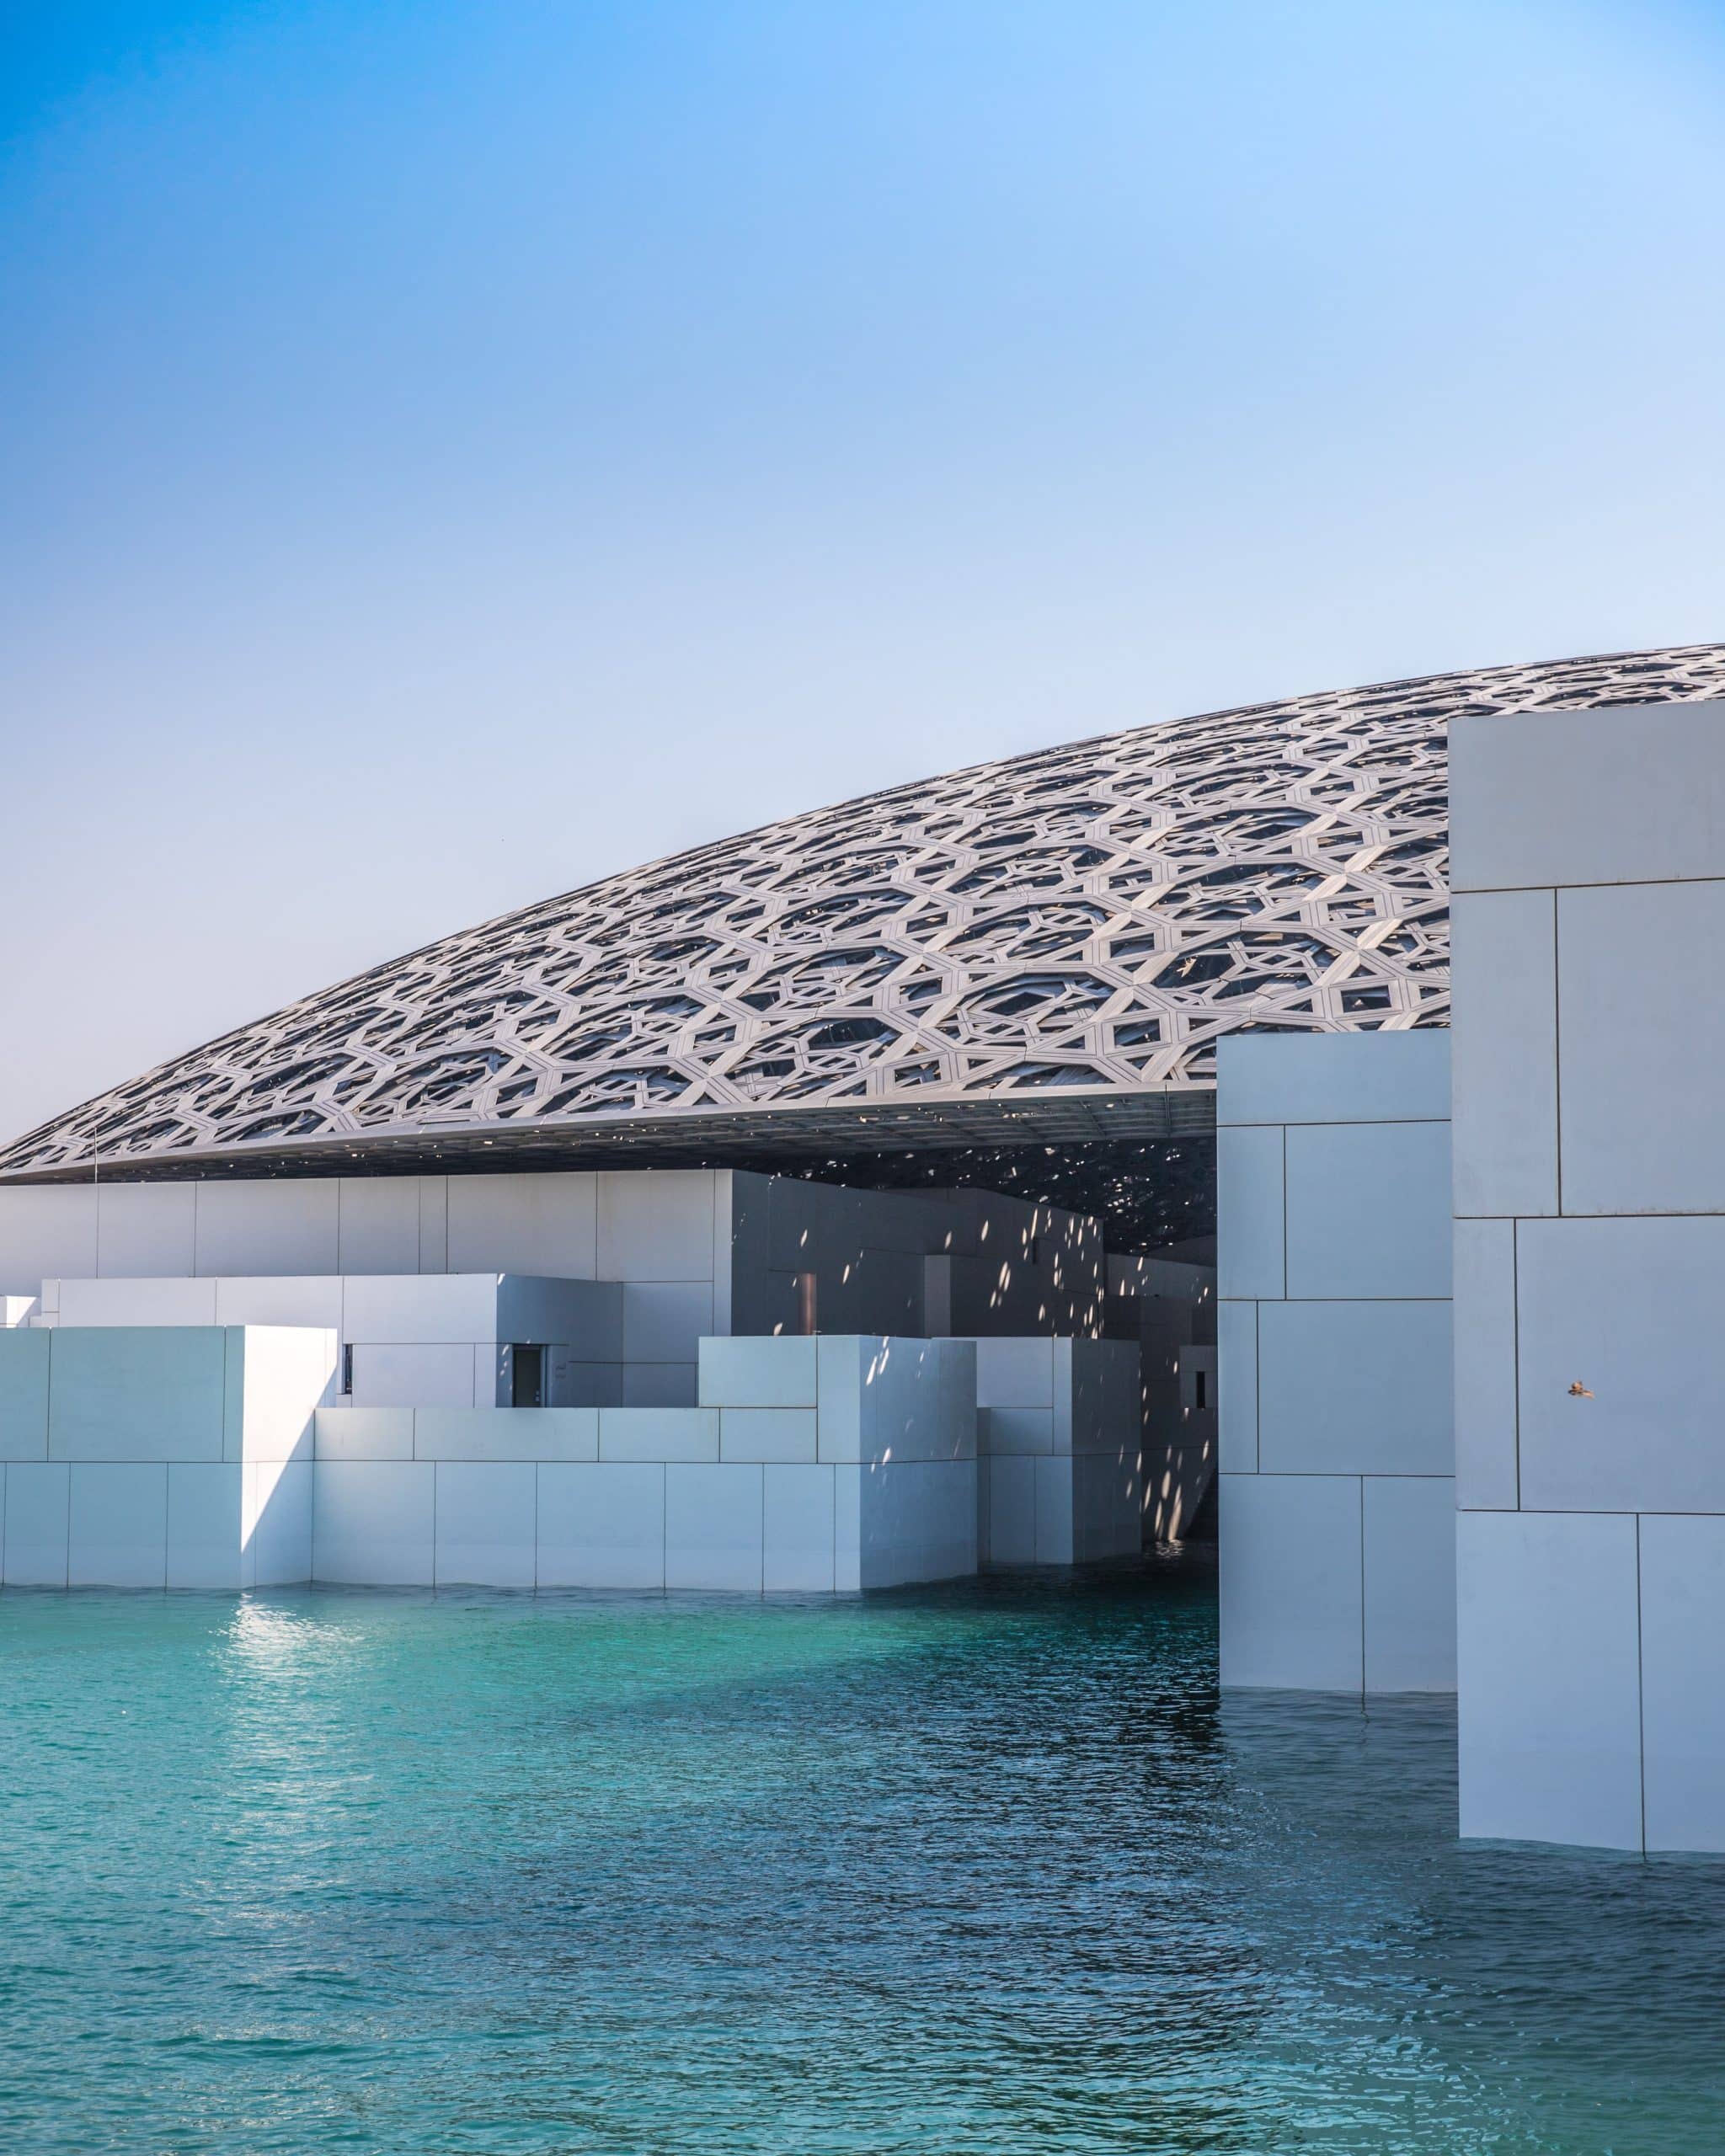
[1216, 1032, 1454, 1694]
[1107, 1254, 1216, 1540]
[725, 1173, 1107, 1342]
[967, 1336, 1142, 1566]
[1450, 695, 1725, 1852]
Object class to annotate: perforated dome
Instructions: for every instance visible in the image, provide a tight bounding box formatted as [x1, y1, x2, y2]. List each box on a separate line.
[6, 642, 1723, 1189]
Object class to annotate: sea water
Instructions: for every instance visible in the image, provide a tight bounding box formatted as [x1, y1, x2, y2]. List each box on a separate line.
[2, 1559, 1722, 2154]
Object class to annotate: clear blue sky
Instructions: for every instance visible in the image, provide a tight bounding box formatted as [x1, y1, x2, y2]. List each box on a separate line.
[3, 0, 1722, 1141]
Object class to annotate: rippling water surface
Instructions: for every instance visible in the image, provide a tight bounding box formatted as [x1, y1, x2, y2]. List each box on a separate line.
[3, 1558, 1723, 2153]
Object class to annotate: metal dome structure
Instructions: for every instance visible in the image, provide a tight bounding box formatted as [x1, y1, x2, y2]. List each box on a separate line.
[6, 643, 1724, 1241]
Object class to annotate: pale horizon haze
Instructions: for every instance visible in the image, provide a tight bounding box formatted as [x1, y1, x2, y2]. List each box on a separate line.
[3, 0, 1723, 1141]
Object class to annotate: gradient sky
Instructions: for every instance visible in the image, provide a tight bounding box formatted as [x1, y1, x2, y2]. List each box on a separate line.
[3, 0, 1723, 1143]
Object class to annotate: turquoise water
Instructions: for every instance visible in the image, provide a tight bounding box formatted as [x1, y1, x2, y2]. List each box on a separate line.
[3, 1561, 1723, 2154]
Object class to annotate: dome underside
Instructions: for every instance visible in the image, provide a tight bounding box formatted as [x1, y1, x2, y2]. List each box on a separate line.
[6, 643, 1724, 1187]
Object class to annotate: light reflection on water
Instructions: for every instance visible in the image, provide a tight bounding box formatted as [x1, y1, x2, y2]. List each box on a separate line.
[2, 1558, 1722, 2153]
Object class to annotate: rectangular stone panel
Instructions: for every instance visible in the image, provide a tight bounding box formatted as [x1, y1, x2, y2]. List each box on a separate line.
[1284, 1119, 1452, 1301]
[1456, 1508, 1642, 1850]
[1450, 889, 1558, 1219]
[1362, 1476, 1455, 1693]
[312, 1461, 435, 1585]
[665, 1463, 763, 1591]
[1217, 1031, 1450, 1126]
[1450, 698, 1725, 893]
[1516, 1215, 1725, 1513]
[1452, 1217, 1519, 1510]
[0, 1328, 50, 1460]
[699, 1336, 818, 1409]
[195, 1181, 338, 1278]
[1216, 1125, 1284, 1302]
[49, 1326, 229, 1461]
[68, 1461, 168, 1587]
[763, 1465, 836, 1592]
[536, 1463, 664, 1588]
[1216, 1300, 1258, 1473]
[434, 1462, 537, 1588]
[1257, 1299, 1452, 1476]
[166, 1463, 244, 1589]
[1557, 878, 1725, 1217]
[1639, 1513, 1725, 1854]
[1218, 1473, 1364, 1692]
[3, 1461, 69, 1585]
[413, 1407, 599, 1462]
[718, 1408, 818, 1464]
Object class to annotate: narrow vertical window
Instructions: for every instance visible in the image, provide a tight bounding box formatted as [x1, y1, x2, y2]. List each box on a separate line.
[511, 1343, 544, 1408]
[794, 1271, 818, 1337]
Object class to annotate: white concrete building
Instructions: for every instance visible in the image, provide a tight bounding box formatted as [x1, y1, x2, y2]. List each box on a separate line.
[9, 645, 1725, 1852]
[1217, 1033, 1455, 1694]
[1450, 694, 1725, 1853]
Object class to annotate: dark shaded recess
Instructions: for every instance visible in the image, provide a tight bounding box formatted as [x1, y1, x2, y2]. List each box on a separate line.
[771, 1134, 1217, 1252]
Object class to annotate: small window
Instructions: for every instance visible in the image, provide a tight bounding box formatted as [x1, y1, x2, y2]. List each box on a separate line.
[1195, 1369, 1208, 1412]
[794, 1272, 818, 1337]
[511, 1344, 545, 1408]
[340, 1343, 354, 1396]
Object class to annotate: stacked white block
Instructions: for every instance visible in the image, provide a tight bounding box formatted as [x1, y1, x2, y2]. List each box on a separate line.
[1450, 695, 1725, 1851]
[1216, 1032, 1455, 1693]
[968, 1337, 1142, 1565]
[306, 1334, 977, 1593]
[0, 1325, 335, 1588]
[0, 1168, 732, 1407]
[32, 1272, 622, 1409]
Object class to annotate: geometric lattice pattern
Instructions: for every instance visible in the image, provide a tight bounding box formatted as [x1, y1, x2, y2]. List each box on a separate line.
[5, 643, 1723, 1182]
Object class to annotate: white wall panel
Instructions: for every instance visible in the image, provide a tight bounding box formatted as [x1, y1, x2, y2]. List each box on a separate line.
[49, 1326, 229, 1461]
[434, 1463, 537, 1587]
[195, 1182, 338, 1277]
[1557, 879, 1725, 1217]
[1449, 890, 1558, 1219]
[700, 1336, 818, 1409]
[1516, 1215, 1725, 1513]
[336, 1177, 423, 1274]
[763, 1465, 836, 1591]
[97, 1184, 196, 1278]
[1218, 1029, 1450, 1127]
[1257, 1299, 1451, 1476]
[598, 1171, 715, 1282]
[537, 1463, 664, 1588]
[69, 1462, 167, 1587]
[665, 1463, 762, 1590]
[3, 1461, 69, 1584]
[0, 1329, 50, 1460]
[166, 1464, 244, 1589]
[0, 1187, 97, 1297]
[1219, 1474, 1363, 1692]
[1639, 1513, 1725, 1854]
[1216, 1299, 1258, 1474]
[312, 1461, 435, 1585]
[1216, 1125, 1284, 1301]
[1284, 1121, 1451, 1301]
[445, 1172, 597, 1278]
[1450, 698, 1725, 893]
[1451, 1218, 1519, 1510]
[718, 1408, 818, 1464]
[1362, 1476, 1455, 1691]
[598, 1407, 718, 1463]
[1455, 1509, 1642, 1849]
